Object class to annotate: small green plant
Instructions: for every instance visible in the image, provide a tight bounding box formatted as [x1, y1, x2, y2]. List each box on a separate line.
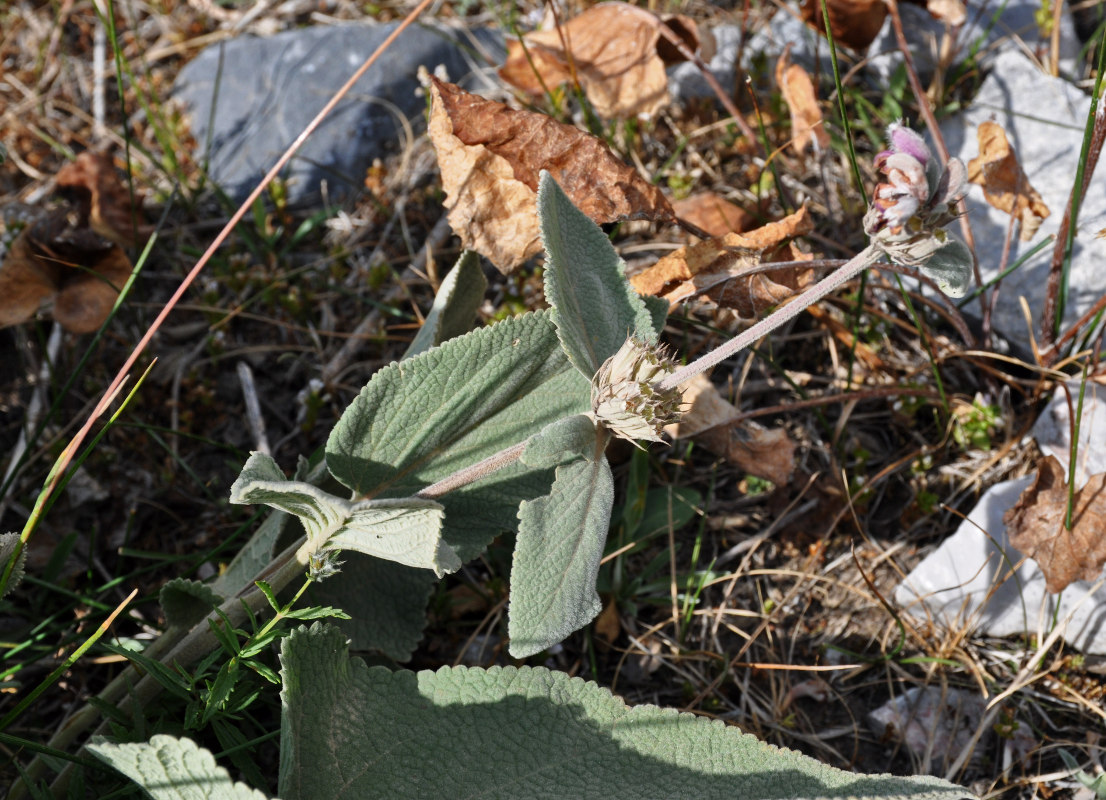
[951, 396, 1003, 451]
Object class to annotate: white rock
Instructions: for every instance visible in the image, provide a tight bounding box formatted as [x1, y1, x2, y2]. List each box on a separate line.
[940, 49, 1106, 354]
[896, 383, 1106, 653]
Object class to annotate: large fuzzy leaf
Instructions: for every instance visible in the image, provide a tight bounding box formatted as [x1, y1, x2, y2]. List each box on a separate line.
[229, 452, 457, 577]
[326, 309, 590, 554]
[278, 623, 973, 800]
[509, 424, 613, 658]
[403, 249, 487, 359]
[307, 554, 436, 661]
[89, 735, 271, 800]
[538, 171, 656, 377]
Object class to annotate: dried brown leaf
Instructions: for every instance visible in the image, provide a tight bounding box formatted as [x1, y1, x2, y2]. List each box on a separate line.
[800, 0, 888, 51]
[498, 2, 704, 118]
[0, 231, 62, 327]
[429, 78, 675, 272]
[923, 0, 967, 24]
[0, 154, 138, 333]
[967, 121, 1050, 241]
[1004, 455, 1106, 593]
[55, 151, 145, 247]
[594, 597, 621, 644]
[776, 48, 830, 155]
[52, 244, 134, 334]
[672, 192, 755, 238]
[428, 81, 542, 273]
[666, 373, 795, 486]
[630, 206, 813, 317]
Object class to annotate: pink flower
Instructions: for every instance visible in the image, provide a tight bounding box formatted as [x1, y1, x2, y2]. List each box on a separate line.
[865, 123, 965, 236]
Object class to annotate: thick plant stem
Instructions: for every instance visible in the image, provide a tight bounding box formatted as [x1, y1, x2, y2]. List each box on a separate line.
[657, 245, 882, 391]
[14, 541, 307, 799]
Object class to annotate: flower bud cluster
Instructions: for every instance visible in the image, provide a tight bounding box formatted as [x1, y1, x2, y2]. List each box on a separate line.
[591, 337, 682, 444]
[863, 122, 968, 267]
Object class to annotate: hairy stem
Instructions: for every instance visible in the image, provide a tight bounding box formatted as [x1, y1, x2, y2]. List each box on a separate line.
[657, 245, 882, 391]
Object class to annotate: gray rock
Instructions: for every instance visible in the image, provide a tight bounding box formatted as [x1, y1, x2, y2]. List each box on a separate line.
[173, 22, 504, 205]
[940, 49, 1106, 353]
[865, 0, 1081, 87]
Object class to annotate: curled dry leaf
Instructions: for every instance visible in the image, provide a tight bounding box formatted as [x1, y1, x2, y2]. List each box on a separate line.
[666, 373, 796, 486]
[671, 192, 755, 238]
[921, 0, 967, 25]
[801, 0, 888, 51]
[630, 205, 814, 318]
[428, 78, 675, 273]
[776, 48, 830, 155]
[56, 151, 145, 247]
[0, 152, 138, 333]
[967, 121, 1050, 241]
[498, 1, 707, 119]
[1003, 454, 1106, 593]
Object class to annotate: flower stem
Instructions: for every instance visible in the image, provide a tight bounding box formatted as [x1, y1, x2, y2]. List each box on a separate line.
[657, 245, 883, 391]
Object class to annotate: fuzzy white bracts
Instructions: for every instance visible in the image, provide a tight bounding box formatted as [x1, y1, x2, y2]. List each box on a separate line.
[591, 337, 683, 444]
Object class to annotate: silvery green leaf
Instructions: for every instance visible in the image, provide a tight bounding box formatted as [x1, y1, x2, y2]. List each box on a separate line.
[510, 445, 613, 658]
[404, 250, 487, 359]
[160, 579, 223, 630]
[88, 735, 271, 800]
[230, 452, 458, 577]
[0, 532, 26, 599]
[538, 171, 656, 377]
[642, 294, 669, 339]
[230, 452, 350, 547]
[325, 498, 458, 577]
[520, 414, 601, 469]
[918, 234, 973, 298]
[308, 555, 436, 660]
[327, 309, 589, 558]
[278, 623, 973, 800]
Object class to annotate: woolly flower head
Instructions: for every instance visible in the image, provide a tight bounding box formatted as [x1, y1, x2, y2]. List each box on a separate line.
[863, 122, 967, 253]
[862, 122, 973, 297]
[591, 337, 682, 444]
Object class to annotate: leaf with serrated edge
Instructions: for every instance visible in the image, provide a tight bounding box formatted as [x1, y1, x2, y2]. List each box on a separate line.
[309, 554, 436, 660]
[0, 532, 26, 598]
[88, 734, 271, 800]
[160, 578, 223, 630]
[327, 309, 589, 498]
[279, 622, 973, 800]
[230, 452, 458, 577]
[539, 171, 656, 377]
[404, 250, 487, 359]
[510, 438, 614, 658]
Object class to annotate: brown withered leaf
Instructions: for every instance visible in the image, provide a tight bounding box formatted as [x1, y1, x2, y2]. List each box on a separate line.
[498, 2, 706, 119]
[0, 151, 139, 333]
[429, 78, 675, 272]
[0, 231, 61, 328]
[55, 151, 145, 247]
[1004, 455, 1106, 593]
[968, 121, 1050, 241]
[428, 81, 542, 272]
[672, 192, 755, 238]
[921, 0, 967, 25]
[776, 48, 830, 155]
[666, 373, 795, 486]
[630, 206, 813, 317]
[800, 0, 887, 51]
